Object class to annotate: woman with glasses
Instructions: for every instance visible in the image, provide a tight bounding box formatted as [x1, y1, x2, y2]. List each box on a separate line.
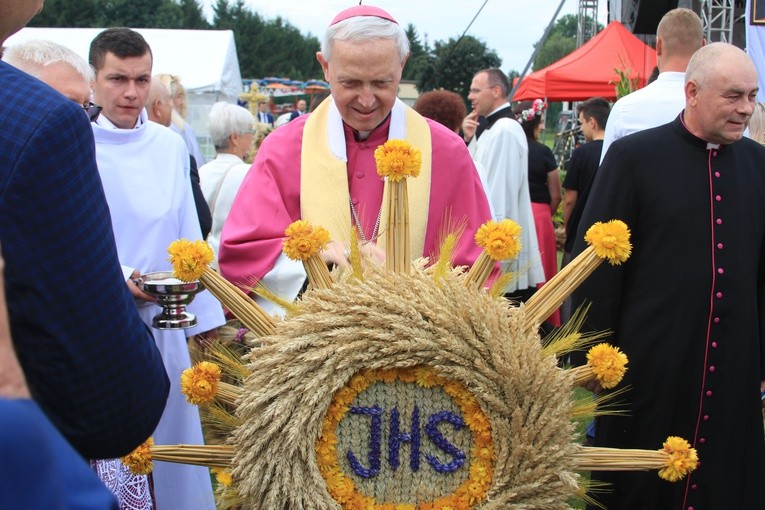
[198, 101, 256, 268]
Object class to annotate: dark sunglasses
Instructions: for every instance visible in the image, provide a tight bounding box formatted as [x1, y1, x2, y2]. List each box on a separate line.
[83, 102, 102, 122]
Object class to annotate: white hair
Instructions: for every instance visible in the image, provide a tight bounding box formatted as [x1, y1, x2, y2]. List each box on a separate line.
[208, 102, 255, 150]
[321, 16, 409, 63]
[3, 39, 94, 82]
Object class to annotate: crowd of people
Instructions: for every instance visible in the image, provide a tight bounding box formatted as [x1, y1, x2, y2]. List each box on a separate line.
[1, 1, 763, 509]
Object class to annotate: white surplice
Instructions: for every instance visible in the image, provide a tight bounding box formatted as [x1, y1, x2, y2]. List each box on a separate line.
[469, 104, 545, 292]
[93, 110, 224, 510]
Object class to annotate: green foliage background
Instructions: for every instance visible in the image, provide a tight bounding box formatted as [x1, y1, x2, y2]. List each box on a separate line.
[28, 0, 511, 90]
[29, 1, 602, 123]
[29, 0, 322, 80]
[528, 14, 603, 130]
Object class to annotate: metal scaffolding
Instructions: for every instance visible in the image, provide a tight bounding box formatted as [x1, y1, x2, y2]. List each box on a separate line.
[700, 0, 735, 43]
[577, 0, 600, 46]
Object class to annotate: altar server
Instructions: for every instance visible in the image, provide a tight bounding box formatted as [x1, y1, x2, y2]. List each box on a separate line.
[90, 27, 224, 510]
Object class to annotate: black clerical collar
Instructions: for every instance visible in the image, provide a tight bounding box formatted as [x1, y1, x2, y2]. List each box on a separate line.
[675, 112, 724, 151]
[476, 105, 515, 139]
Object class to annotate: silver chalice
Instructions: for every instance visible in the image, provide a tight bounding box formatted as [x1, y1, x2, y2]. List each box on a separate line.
[140, 271, 202, 329]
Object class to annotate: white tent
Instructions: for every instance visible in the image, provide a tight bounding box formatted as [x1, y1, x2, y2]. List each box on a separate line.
[5, 27, 242, 96]
[4, 27, 243, 159]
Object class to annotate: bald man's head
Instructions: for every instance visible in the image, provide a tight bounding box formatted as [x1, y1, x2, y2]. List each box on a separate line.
[146, 77, 172, 127]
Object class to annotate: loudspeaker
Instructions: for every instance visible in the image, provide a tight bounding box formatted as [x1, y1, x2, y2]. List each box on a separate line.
[633, 0, 679, 34]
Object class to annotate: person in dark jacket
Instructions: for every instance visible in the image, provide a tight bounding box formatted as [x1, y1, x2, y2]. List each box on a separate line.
[572, 42, 765, 509]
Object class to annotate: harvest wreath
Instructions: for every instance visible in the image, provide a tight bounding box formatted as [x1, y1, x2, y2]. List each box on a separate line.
[121, 140, 697, 509]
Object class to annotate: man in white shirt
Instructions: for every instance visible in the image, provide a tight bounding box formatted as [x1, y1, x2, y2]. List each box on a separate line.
[89, 27, 224, 510]
[463, 68, 544, 299]
[600, 8, 705, 163]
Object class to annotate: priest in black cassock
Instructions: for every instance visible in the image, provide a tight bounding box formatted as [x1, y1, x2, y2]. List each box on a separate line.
[572, 42, 765, 509]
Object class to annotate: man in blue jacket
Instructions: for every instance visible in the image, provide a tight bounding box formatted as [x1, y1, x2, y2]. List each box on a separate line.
[0, 0, 169, 466]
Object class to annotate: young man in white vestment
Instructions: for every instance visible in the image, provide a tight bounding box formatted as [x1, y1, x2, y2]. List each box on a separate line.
[463, 68, 545, 302]
[89, 27, 225, 510]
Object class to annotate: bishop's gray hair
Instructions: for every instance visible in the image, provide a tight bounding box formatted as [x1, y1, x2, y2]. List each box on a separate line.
[3, 39, 94, 82]
[321, 16, 409, 63]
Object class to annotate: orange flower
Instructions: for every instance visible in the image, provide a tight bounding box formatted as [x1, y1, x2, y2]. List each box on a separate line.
[659, 436, 699, 482]
[210, 467, 233, 487]
[586, 343, 628, 389]
[584, 220, 631, 265]
[282, 220, 331, 261]
[167, 238, 214, 282]
[374, 139, 422, 182]
[398, 368, 417, 383]
[316, 433, 337, 464]
[348, 373, 370, 393]
[415, 366, 441, 388]
[474, 219, 522, 261]
[180, 361, 221, 405]
[120, 436, 154, 476]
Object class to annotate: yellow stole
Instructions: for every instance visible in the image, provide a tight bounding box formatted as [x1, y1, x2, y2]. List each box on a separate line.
[300, 98, 432, 256]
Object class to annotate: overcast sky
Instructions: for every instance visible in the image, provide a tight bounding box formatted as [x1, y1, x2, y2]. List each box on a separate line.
[201, 0, 610, 74]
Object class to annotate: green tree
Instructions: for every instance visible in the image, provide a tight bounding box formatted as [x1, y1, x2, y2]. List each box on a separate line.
[98, 0, 183, 28]
[22, 0, 345, 81]
[213, 0, 321, 80]
[532, 14, 603, 71]
[28, 0, 103, 27]
[402, 23, 427, 81]
[508, 69, 520, 86]
[533, 31, 575, 71]
[178, 0, 210, 29]
[417, 35, 501, 102]
[211, 0, 236, 27]
[258, 17, 321, 80]
[529, 14, 603, 130]
[213, 0, 265, 78]
[532, 14, 576, 71]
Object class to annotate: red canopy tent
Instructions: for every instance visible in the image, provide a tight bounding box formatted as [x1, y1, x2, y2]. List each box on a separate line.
[512, 21, 657, 102]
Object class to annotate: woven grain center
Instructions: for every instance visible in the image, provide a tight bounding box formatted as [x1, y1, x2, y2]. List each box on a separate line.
[336, 380, 472, 503]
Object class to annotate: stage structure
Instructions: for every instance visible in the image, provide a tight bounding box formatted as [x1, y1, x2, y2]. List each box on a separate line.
[578, 0, 600, 46]
[611, 0, 745, 45]
[701, 0, 737, 43]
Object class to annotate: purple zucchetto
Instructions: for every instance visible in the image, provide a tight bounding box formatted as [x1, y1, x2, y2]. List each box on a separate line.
[329, 5, 398, 26]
